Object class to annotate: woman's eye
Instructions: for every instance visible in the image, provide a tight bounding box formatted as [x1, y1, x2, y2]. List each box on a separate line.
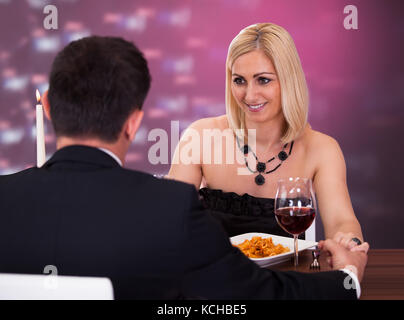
[258, 77, 271, 85]
[233, 77, 245, 85]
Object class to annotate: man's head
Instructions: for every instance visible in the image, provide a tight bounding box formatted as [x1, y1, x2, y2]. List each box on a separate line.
[44, 36, 151, 152]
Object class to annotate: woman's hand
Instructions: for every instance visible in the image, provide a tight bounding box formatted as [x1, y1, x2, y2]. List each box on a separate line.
[333, 232, 369, 253]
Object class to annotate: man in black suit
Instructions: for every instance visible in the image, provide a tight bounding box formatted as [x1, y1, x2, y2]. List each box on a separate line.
[0, 36, 367, 299]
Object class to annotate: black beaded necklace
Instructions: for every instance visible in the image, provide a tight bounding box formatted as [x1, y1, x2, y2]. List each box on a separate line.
[236, 137, 294, 186]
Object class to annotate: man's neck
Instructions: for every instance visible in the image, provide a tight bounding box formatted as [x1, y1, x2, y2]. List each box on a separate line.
[56, 136, 126, 165]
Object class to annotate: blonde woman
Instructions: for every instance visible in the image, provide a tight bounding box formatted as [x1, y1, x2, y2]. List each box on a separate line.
[168, 23, 366, 251]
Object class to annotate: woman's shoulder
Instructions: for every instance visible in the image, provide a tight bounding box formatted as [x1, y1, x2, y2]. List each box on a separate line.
[187, 115, 229, 131]
[300, 126, 339, 149]
[301, 127, 344, 164]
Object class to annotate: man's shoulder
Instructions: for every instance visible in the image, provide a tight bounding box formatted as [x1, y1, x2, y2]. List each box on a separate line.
[0, 167, 37, 181]
[1, 166, 196, 196]
[117, 167, 197, 201]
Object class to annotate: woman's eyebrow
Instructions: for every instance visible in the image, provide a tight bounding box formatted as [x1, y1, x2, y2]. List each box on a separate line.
[253, 72, 275, 77]
[231, 72, 275, 77]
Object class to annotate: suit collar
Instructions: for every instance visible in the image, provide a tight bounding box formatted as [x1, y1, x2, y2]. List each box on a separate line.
[43, 145, 121, 169]
[98, 147, 123, 166]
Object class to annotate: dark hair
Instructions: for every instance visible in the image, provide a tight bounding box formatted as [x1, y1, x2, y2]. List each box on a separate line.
[48, 36, 151, 142]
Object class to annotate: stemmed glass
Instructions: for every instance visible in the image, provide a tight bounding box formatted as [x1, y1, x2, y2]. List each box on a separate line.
[274, 177, 317, 267]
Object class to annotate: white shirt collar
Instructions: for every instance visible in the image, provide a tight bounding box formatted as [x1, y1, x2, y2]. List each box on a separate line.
[97, 147, 123, 167]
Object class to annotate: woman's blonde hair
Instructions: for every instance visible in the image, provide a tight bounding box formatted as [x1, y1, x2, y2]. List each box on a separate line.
[225, 23, 309, 144]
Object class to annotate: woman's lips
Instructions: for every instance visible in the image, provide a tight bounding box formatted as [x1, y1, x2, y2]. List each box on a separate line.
[245, 102, 267, 112]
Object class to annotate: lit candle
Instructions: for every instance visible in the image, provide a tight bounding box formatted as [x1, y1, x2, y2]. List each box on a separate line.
[36, 89, 46, 167]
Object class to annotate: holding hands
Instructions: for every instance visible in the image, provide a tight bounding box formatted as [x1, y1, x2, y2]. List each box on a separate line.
[333, 232, 369, 253]
[318, 238, 369, 282]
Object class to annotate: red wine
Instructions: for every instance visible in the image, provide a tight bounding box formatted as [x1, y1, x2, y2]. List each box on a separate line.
[275, 207, 315, 235]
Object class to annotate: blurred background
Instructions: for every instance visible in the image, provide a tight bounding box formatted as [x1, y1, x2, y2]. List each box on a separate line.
[0, 0, 403, 248]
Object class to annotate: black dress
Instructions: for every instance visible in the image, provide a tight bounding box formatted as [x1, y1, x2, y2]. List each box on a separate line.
[199, 187, 305, 239]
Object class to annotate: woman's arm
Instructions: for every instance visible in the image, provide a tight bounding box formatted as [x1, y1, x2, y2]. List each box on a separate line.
[167, 120, 204, 190]
[312, 135, 365, 250]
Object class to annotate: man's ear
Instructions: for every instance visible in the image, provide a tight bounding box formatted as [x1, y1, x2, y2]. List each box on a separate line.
[42, 90, 51, 121]
[125, 109, 144, 142]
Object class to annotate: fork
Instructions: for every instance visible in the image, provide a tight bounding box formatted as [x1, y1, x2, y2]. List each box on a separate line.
[310, 246, 321, 270]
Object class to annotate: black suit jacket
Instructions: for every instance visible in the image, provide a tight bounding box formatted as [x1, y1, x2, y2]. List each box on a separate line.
[0, 146, 356, 299]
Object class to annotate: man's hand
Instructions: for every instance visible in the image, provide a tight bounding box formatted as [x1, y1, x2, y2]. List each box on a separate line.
[318, 239, 369, 282]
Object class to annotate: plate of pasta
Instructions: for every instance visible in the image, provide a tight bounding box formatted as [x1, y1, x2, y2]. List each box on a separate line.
[230, 232, 317, 267]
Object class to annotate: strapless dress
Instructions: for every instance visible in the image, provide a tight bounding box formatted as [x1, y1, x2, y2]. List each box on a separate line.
[199, 187, 305, 239]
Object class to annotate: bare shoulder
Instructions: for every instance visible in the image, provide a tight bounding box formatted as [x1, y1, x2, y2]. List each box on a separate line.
[305, 128, 341, 152]
[303, 127, 346, 174]
[187, 115, 228, 132]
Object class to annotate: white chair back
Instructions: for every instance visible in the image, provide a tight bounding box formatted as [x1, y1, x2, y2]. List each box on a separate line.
[0, 273, 114, 300]
[305, 217, 316, 242]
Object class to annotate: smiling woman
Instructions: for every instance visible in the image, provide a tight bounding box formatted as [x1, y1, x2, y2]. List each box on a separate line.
[168, 23, 366, 251]
[226, 23, 308, 145]
[231, 50, 283, 128]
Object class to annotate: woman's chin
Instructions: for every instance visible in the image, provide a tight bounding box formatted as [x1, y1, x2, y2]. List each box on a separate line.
[244, 109, 270, 122]
[241, 104, 283, 123]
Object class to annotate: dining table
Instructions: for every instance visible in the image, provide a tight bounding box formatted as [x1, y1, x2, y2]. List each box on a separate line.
[272, 249, 404, 300]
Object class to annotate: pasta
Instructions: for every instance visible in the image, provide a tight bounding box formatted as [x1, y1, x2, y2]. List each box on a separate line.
[234, 236, 290, 258]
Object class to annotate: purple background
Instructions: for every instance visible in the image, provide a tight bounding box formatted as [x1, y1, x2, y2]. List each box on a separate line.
[0, 0, 403, 248]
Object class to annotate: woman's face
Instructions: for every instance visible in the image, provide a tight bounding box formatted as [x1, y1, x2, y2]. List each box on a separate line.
[231, 49, 282, 124]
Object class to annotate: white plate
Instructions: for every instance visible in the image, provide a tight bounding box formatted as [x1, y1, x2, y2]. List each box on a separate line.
[230, 232, 318, 267]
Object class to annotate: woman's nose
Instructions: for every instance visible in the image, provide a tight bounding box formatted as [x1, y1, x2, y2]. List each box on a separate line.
[244, 84, 260, 103]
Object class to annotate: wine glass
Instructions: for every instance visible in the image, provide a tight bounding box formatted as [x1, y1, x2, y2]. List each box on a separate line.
[274, 177, 317, 267]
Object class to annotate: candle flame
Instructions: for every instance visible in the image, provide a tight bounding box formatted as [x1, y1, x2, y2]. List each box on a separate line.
[36, 89, 41, 103]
